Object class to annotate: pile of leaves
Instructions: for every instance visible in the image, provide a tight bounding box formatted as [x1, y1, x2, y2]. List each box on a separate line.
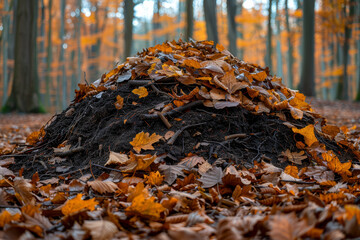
[1, 40, 360, 239]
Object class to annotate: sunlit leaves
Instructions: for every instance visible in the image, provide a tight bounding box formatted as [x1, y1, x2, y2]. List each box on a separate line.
[292, 124, 318, 147]
[126, 195, 165, 220]
[144, 171, 164, 186]
[132, 87, 148, 98]
[61, 194, 98, 216]
[130, 132, 162, 153]
[0, 210, 21, 227]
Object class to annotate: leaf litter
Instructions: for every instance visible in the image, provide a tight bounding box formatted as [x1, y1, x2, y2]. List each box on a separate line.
[1, 40, 360, 238]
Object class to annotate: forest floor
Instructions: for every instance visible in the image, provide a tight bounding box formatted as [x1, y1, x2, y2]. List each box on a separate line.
[1, 98, 359, 148]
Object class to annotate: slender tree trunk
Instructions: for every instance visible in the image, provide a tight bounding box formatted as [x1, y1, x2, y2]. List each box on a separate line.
[152, 0, 162, 45]
[57, 0, 66, 110]
[356, 3, 360, 101]
[124, 0, 134, 61]
[5, 0, 40, 112]
[341, 0, 355, 100]
[113, 0, 119, 58]
[45, 0, 52, 108]
[275, 0, 283, 78]
[203, 0, 218, 44]
[298, 0, 315, 96]
[237, 0, 244, 59]
[73, 0, 82, 98]
[226, 0, 237, 56]
[265, 0, 272, 70]
[2, 0, 10, 106]
[185, 0, 193, 41]
[284, 0, 293, 88]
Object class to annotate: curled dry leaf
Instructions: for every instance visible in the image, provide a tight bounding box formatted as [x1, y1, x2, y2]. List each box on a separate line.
[87, 180, 119, 194]
[105, 151, 129, 166]
[120, 152, 156, 172]
[164, 131, 175, 140]
[61, 194, 98, 216]
[132, 86, 148, 98]
[82, 220, 118, 240]
[130, 132, 162, 153]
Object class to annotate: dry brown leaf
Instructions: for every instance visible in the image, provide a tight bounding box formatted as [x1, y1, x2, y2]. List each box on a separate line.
[13, 177, 35, 205]
[82, 220, 118, 240]
[198, 167, 223, 188]
[0, 166, 15, 177]
[269, 213, 313, 240]
[130, 132, 162, 153]
[279, 149, 307, 165]
[87, 180, 119, 194]
[120, 152, 156, 172]
[164, 131, 175, 140]
[105, 151, 129, 166]
[179, 155, 205, 168]
[159, 164, 186, 185]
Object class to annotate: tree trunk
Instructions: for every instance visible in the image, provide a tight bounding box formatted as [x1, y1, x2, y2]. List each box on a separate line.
[298, 0, 315, 96]
[57, 0, 66, 110]
[236, 0, 244, 59]
[5, 0, 40, 112]
[124, 0, 134, 61]
[226, 0, 237, 56]
[265, 0, 272, 70]
[203, 0, 218, 44]
[1, 0, 10, 106]
[73, 0, 82, 99]
[185, 0, 193, 41]
[284, 0, 293, 89]
[356, 3, 360, 101]
[341, 0, 355, 101]
[45, 0, 53, 108]
[152, 0, 162, 45]
[275, 0, 283, 78]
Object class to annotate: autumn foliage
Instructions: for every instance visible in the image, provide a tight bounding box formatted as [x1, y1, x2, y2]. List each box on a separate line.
[1, 40, 360, 239]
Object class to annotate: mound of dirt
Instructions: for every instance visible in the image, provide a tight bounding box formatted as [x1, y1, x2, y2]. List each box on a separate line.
[13, 40, 360, 179]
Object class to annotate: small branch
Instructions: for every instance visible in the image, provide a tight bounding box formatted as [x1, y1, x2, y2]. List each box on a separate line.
[142, 100, 204, 120]
[156, 112, 172, 129]
[91, 163, 126, 173]
[151, 84, 170, 97]
[224, 133, 247, 140]
[279, 179, 316, 185]
[60, 165, 90, 176]
[167, 122, 207, 145]
[129, 80, 152, 86]
[54, 147, 84, 157]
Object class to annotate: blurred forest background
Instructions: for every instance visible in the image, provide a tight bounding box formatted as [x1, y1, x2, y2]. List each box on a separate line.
[0, 0, 359, 113]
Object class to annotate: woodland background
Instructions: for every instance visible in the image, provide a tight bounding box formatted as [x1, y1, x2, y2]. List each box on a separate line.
[0, 0, 359, 113]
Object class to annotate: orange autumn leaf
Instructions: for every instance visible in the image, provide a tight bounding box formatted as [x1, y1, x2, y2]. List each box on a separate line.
[61, 193, 98, 216]
[121, 152, 157, 172]
[114, 95, 124, 110]
[132, 87, 148, 98]
[130, 132, 162, 153]
[0, 210, 21, 227]
[126, 195, 165, 220]
[252, 71, 267, 81]
[144, 171, 164, 186]
[292, 125, 318, 147]
[284, 166, 299, 178]
[216, 43, 225, 52]
[173, 100, 185, 107]
[321, 151, 351, 176]
[26, 127, 45, 145]
[344, 205, 360, 224]
[182, 59, 201, 69]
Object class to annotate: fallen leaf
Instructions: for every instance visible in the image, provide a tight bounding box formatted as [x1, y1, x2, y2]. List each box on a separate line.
[252, 71, 267, 81]
[159, 164, 186, 185]
[179, 155, 205, 168]
[61, 194, 98, 216]
[114, 95, 124, 110]
[292, 124, 318, 147]
[14, 177, 35, 205]
[164, 131, 175, 140]
[0, 210, 21, 227]
[269, 213, 313, 240]
[130, 132, 162, 153]
[284, 166, 299, 178]
[279, 149, 307, 165]
[126, 195, 166, 220]
[132, 87, 148, 98]
[144, 171, 164, 186]
[87, 180, 119, 194]
[120, 152, 156, 172]
[105, 151, 129, 166]
[198, 167, 223, 188]
[82, 220, 118, 240]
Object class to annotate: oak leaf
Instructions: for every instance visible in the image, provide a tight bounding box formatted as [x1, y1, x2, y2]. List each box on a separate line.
[132, 87, 148, 98]
[61, 194, 98, 216]
[130, 132, 162, 153]
[114, 95, 124, 110]
[82, 220, 118, 240]
[126, 195, 166, 220]
[292, 124, 318, 147]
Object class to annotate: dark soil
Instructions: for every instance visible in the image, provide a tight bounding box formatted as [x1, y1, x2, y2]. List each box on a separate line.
[11, 81, 357, 179]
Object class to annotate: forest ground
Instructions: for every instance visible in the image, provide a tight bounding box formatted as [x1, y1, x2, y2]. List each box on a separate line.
[1, 98, 360, 156]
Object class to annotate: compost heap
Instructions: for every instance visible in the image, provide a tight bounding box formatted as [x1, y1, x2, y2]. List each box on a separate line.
[3, 40, 360, 239]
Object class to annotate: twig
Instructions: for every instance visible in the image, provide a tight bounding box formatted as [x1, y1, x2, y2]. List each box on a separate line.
[224, 133, 247, 140]
[142, 100, 204, 120]
[0, 205, 21, 208]
[156, 112, 172, 129]
[91, 163, 126, 173]
[129, 80, 152, 86]
[167, 122, 207, 145]
[60, 165, 90, 176]
[280, 179, 316, 185]
[54, 147, 84, 157]
[151, 84, 170, 97]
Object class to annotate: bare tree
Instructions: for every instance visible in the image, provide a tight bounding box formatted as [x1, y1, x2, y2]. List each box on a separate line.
[124, 0, 135, 60]
[265, 0, 272, 70]
[185, 0, 194, 41]
[203, 0, 218, 44]
[226, 0, 237, 55]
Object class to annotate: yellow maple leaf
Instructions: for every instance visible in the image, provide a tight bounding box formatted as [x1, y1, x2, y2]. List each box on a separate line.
[0, 210, 21, 227]
[114, 95, 124, 110]
[284, 166, 299, 178]
[144, 171, 164, 186]
[130, 132, 162, 153]
[292, 124, 318, 147]
[61, 194, 98, 216]
[132, 87, 148, 98]
[126, 195, 165, 220]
